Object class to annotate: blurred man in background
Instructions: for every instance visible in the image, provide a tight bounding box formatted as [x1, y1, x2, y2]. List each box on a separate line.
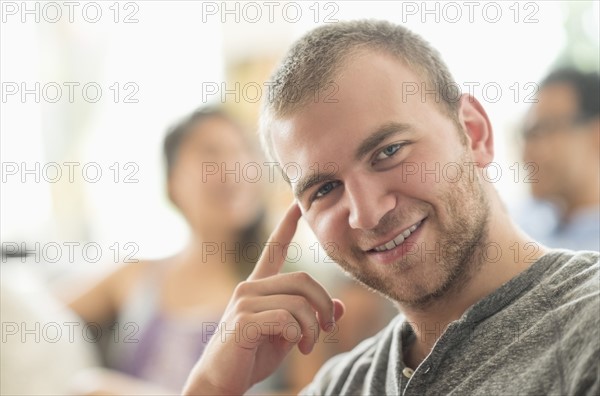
[521, 69, 599, 251]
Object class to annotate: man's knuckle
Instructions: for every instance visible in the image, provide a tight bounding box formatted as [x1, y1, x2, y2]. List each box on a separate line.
[233, 281, 252, 297]
[293, 271, 312, 282]
[274, 310, 294, 325]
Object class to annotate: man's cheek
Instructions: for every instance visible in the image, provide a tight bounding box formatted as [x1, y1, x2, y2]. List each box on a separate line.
[311, 209, 344, 243]
[309, 217, 335, 250]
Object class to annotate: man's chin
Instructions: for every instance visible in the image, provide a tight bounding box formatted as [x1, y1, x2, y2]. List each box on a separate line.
[344, 269, 425, 302]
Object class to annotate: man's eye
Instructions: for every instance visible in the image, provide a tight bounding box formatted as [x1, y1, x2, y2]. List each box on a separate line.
[314, 181, 340, 199]
[374, 143, 402, 161]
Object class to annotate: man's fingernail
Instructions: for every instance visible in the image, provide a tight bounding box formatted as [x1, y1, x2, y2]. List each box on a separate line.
[325, 321, 335, 332]
[306, 342, 314, 353]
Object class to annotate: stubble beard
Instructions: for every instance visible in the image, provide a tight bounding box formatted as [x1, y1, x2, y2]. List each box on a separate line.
[330, 158, 491, 310]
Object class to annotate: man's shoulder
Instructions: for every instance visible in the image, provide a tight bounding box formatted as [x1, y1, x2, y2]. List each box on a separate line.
[540, 248, 599, 271]
[549, 250, 599, 394]
[523, 250, 599, 333]
[532, 250, 599, 383]
[546, 248, 599, 314]
[537, 249, 599, 301]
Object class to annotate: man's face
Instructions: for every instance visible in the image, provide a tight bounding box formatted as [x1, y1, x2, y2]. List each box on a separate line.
[523, 83, 593, 201]
[271, 52, 491, 306]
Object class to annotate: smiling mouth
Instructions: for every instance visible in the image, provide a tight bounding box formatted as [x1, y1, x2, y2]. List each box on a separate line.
[370, 219, 425, 252]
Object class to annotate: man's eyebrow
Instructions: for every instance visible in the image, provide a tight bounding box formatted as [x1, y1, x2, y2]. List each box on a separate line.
[294, 168, 336, 201]
[293, 122, 412, 200]
[355, 122, 412, 161]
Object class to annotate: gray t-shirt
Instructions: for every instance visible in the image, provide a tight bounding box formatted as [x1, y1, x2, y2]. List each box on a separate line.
[301, 250, 599, 396]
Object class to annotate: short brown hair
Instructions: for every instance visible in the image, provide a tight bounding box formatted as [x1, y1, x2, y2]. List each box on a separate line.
[260, 20, 461, 161]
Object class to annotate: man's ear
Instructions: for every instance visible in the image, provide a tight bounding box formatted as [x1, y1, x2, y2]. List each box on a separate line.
[457, 94, 494, 167]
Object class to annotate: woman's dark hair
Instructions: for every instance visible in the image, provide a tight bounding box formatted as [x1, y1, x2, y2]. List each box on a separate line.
[163, 106, 267, 280]
[164, 107, 232, 177]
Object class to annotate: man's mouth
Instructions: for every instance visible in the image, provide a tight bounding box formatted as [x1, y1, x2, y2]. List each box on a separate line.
[369, 219, 425, 252]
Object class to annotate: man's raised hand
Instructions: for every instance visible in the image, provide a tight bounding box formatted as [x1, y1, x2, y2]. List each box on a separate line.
[183, 202, 345, 395]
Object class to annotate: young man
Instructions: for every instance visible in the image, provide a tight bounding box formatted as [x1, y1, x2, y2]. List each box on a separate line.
[184, 20, 599, 395]
[520, 68, 600, 251]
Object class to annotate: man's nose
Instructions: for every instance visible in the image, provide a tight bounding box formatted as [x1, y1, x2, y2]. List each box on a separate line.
[345, 175, 396, 230]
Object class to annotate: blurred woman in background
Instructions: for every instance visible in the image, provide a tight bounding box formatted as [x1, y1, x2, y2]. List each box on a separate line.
[65, 107, 266, 394]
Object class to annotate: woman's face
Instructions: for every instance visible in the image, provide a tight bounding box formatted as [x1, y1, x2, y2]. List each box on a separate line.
[169, 117, 262, 236]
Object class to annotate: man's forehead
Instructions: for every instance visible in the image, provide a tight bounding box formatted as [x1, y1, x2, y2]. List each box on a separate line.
[270, 115, 333, 170]
[268, 51, 439, 183]
[270, 117, 350, 201]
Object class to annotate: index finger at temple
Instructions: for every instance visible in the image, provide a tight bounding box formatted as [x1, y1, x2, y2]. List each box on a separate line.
[248, 202, 302, 281]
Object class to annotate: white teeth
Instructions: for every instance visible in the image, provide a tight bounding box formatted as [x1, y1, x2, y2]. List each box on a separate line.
[393, 234, 405, 246]
[373, 220, 422, 252]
